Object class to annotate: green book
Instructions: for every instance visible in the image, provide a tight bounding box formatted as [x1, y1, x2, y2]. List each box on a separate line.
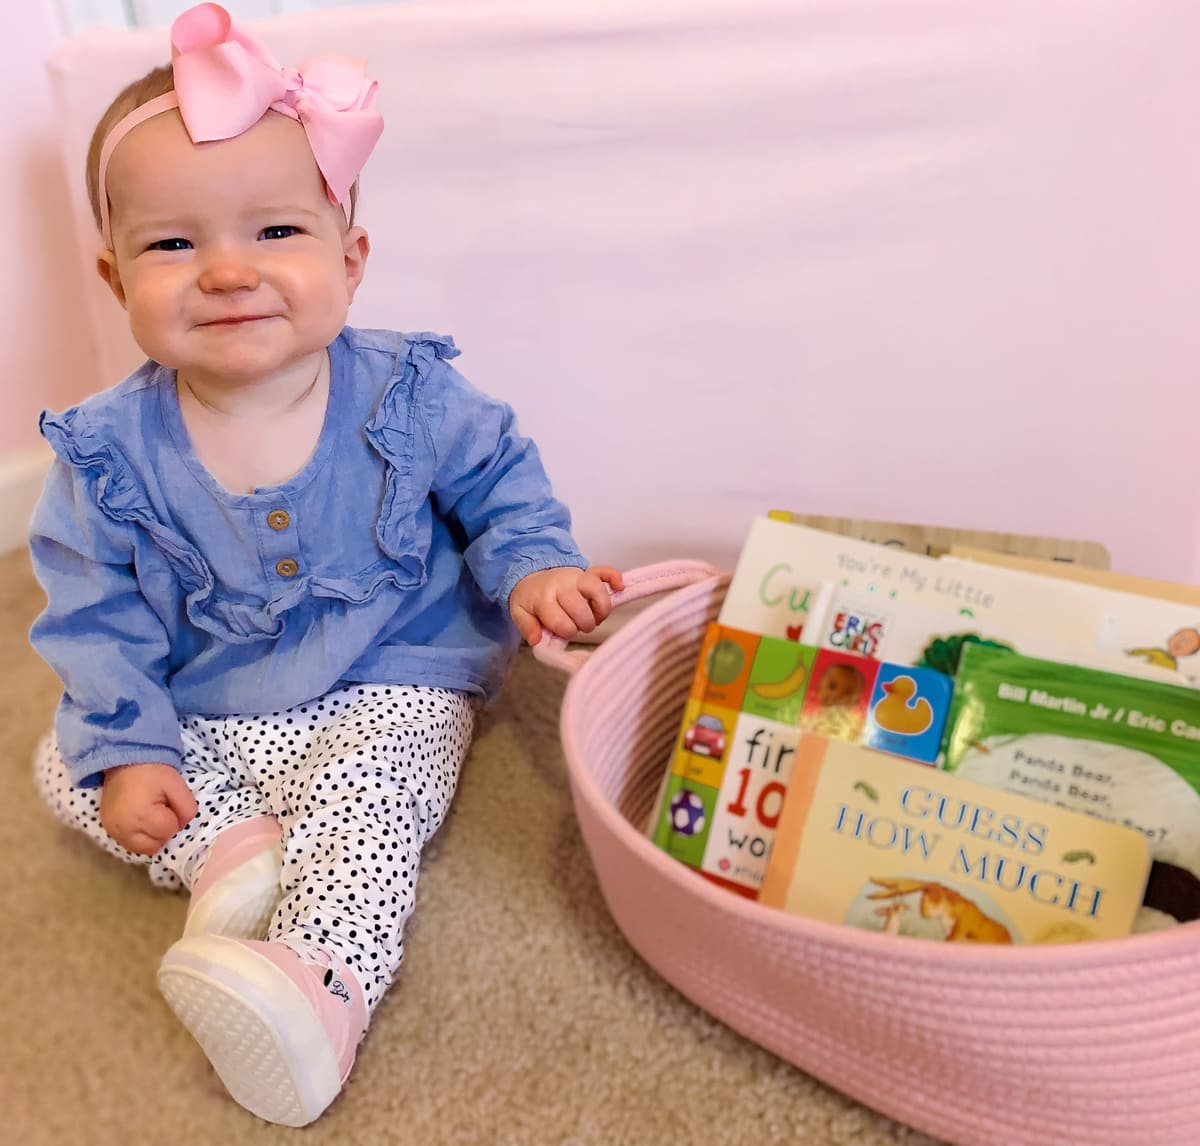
[943, 645, 1200, 920]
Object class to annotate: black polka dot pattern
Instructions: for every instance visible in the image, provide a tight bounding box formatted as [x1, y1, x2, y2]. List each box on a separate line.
[36, 685, 475, 1012]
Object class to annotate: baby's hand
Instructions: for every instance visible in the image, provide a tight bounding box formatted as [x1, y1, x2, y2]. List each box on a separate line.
[100, 762, 198, 856]
[509, 565, 624, 646]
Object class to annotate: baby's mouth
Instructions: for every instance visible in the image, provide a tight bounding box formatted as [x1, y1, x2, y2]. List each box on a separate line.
[200, 315, 275, 327]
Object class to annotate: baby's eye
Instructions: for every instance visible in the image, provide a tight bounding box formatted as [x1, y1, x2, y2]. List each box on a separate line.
[259, 225, 300, 241]
[147, 238, 192, 252]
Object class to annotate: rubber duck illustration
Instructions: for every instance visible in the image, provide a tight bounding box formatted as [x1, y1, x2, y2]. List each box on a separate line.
[871, 676, 933, 736]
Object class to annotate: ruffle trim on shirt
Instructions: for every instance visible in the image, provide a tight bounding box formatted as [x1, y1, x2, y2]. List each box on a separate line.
[41, 341, 445, 646]
[39, 407, 252, 636]
[363, 333, 460, 580]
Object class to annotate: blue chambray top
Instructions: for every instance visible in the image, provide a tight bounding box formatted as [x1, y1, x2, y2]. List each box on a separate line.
[29, 327, 586, 788]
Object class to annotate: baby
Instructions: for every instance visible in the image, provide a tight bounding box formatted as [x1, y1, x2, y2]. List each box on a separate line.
[28, 3, 620, 1127]
[815, 662, 866, 708]
[808, 662, 867, 740]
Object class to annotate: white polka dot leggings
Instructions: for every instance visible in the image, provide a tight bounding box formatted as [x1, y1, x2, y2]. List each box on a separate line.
[35, 684, 475, 1014]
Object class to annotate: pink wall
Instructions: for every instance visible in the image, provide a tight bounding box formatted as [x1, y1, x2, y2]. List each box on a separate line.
[24, 2, 1200, 584]
[0, 5, 96, 454]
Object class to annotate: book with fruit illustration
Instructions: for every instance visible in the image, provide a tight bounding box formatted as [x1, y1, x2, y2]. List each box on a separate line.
[649, 623, 954, 897]
[758, 736, 1152, 944]
[943, 644, 1200, 921]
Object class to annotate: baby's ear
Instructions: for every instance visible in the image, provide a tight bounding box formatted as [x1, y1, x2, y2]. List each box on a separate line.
[342, 225, 370, 301]
[96, 250, 128, 309]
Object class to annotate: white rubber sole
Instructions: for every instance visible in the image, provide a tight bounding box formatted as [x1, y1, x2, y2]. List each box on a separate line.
[157, 936, 342, 1127]
[183, 845, 283, 940]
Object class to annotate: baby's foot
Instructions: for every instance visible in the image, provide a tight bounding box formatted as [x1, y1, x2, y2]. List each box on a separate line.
[157, 936, 367, 1126]
[184, 816, 283, 940]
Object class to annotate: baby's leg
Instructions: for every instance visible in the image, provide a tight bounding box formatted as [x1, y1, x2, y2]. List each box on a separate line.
[155, 685, 475, 1125]
[261, 685, 476, 1012]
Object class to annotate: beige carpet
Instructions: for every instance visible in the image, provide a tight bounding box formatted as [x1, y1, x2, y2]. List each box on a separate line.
[2, 547, 939, 1146]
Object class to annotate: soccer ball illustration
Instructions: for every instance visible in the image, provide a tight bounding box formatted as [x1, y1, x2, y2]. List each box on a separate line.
[670, 789, 707, 837]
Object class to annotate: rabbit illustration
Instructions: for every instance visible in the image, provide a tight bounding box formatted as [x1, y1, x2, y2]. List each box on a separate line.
[867, 877, 1013, 944]
[873, 899, 909, 936]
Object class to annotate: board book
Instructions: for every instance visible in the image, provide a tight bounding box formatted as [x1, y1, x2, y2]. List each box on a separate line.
[766, 510, 1111, 568]
[650, 622, 952, 898]
[943, 644, 1200, 892]
[937, 554, 1200, 687]
[948, 546, 1200, 608]
[720, 516, 1104, 653]
[758, 736, 1152, 944]
[723, 516, 1198, 688]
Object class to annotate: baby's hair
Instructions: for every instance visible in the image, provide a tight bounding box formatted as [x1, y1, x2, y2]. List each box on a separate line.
[85, 62, 360, 237]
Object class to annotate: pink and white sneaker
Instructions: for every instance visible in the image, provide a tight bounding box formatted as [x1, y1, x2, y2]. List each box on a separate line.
[157, 936, 368, 1126]
[184, 817, 283, 940]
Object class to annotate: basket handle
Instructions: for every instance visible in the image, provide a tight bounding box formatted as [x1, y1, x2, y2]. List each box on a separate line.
[531, 559, 723, 675]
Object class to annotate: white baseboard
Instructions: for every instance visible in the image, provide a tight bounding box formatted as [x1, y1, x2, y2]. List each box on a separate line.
[0, 445, 52, 555]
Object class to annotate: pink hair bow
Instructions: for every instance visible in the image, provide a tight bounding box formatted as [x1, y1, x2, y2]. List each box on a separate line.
[170, 2, 383, 210]
[96, 3, 384, 243]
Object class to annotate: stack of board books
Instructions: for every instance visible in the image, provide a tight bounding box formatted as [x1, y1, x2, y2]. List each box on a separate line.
[649, 514, 1200, 944]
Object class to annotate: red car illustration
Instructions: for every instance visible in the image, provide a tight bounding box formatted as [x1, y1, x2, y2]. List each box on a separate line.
[683, 713, 727, 757]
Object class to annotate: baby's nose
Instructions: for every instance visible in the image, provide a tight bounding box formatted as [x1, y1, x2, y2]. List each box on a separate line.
[198, 248, 260, 293]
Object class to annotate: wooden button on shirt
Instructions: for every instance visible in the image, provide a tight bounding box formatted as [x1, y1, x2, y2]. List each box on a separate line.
[268, 510, 290, 531]
[276, 558, 299, 578]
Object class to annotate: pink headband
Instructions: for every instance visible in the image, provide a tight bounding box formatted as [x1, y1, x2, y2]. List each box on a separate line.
[97, 2, 383, 246]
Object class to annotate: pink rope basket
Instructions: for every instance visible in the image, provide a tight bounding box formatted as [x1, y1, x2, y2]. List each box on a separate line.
[534, 562, 1200, 1146]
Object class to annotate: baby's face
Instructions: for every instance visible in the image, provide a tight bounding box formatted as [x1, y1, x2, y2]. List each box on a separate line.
[99, 109, 368, 388]
[817, 664, 862, 706]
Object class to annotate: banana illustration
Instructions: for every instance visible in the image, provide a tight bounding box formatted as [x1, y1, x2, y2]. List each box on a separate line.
[751, 662, 808, 700]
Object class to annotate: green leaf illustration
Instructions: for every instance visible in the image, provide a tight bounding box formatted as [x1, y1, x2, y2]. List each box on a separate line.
[917, 633, 1015, 677]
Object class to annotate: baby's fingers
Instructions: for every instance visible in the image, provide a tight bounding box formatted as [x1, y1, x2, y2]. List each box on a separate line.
[112, 806, 176, 856]
[125, 829, 169, 857]
[163, 772, 199, 828]
[510, 605, 543, 647]
[141, 801, 182, 849]
[587, 565, 624, 593]
[537, 598, 583, 641]
[558, 587, 603, 634]
[578, 569, 622, 625]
